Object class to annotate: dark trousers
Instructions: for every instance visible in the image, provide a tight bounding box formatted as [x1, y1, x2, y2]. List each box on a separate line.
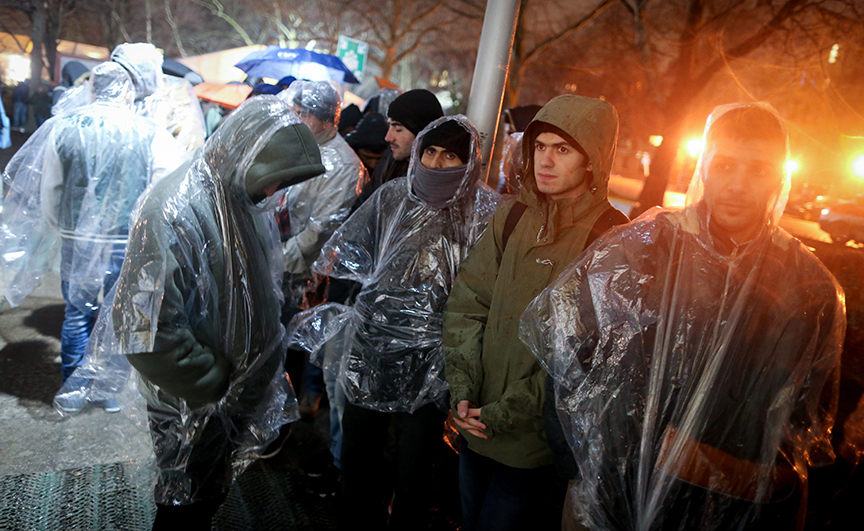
[458, 437, 566, 531]
[339, 400, 447, 530]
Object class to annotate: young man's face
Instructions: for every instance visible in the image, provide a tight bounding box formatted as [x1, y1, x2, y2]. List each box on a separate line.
[703, 136, 785, 243]
[421, 145, 464, 169]
[385, 119, 416, 161]
[533, 132, 592, 200]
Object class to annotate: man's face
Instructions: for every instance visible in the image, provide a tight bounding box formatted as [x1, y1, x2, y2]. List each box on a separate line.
[385, 119, 416, 161]
[421, 145, 464, 169]
[293, 105, 329, 137]
[357, 148, 383, 170]
[533, 132, 592, 200]
[703, 136, 785, 243]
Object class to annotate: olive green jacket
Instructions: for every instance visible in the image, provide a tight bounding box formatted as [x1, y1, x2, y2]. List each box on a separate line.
[443, 95, 620, 468]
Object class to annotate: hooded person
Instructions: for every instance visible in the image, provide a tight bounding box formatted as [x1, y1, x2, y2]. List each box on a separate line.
[56, 44, 207, 152]
[1, 63, 185, 412]
[289, 115, 501, 528]
[357, 88, 443, 207]
[520, 103, 847, 530]
[442, 94, 628, 531]
[256, 82, 367, 468]
[76, 96, 325, 529]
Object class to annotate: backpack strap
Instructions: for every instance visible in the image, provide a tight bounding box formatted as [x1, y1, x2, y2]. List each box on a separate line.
[501, 201, 528, 253]
[585, 206, 629, 249]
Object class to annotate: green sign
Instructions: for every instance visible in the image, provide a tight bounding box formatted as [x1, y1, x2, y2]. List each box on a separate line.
[337, 35, 368, 83]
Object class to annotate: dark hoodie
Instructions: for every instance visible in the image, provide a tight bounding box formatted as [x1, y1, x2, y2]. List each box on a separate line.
[104, 96, 323, 505]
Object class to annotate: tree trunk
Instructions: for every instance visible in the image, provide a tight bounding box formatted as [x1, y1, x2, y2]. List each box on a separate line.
[45, 5, 61, 82]
[29, 2, 46, 86]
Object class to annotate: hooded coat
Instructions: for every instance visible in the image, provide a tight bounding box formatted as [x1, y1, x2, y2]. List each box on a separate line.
[520, 103, 846, 530]
[443, 95, 621, 469]
[292, 115, 500, 414]
[80, 96, 324, 504]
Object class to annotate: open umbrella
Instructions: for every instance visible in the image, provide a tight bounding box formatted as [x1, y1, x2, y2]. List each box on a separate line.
[193, 81, 253, 109]
[234, 46, 360, 84]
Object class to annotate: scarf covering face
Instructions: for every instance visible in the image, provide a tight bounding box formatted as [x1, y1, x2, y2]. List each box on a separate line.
[412, 163, 468, 209]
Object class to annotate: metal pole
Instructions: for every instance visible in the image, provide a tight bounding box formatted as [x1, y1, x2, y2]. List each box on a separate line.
[466, 0, 521, 183]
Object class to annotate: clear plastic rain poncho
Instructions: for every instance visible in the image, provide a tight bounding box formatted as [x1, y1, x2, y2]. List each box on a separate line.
[1, 63, 183, 312]
[55, 43, 206, 152]
[67, 96, 324, 505]
[275, 80, 368, 308]
[520, 103, 846, 530]
[290, 115, 501, 413]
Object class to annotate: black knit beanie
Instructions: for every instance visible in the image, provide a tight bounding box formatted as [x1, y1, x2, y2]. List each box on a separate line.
[420, 120, 471, 164]
[387, 89, 444, 136]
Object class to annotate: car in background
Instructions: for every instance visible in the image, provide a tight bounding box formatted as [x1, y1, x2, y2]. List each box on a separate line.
[820, 195, 864, 243]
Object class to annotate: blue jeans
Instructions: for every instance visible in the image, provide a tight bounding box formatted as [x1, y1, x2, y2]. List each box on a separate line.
[321, 344, 345, 468]
[13, 101, 27, 129]
[60, 241, 124, 381]
[458, 437, 566, 531]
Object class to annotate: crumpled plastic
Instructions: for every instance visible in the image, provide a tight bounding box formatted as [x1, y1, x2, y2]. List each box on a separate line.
[289, 115, 502, 413]
[498, 131, 524, 194]
[60, 96, 310, 505]
[54, 43, 206, 152]
[520, 103, 846, 530]
[1, 63, 181, 312]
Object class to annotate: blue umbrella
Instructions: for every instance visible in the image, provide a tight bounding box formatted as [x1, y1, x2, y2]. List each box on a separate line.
[234, 46, 360, 84]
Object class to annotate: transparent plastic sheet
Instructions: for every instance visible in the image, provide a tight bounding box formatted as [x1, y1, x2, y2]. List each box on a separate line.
[276, 80, 368, 312]
[294, 115, 502, 414]
[520, 103, 846, 531]
[56, 96, 318, 505]
[287, 301, 352, 373]
[2, 63, 183, 311]
[497, 131, 524, 195]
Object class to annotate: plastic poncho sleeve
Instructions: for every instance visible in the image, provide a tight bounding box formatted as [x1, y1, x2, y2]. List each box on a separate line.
[309, 179, 387, 283]
[282, 145, 367, 273]
[444, 200, 547, 436]
[113, 176, 231, 404]
[150, 127, 187, 182]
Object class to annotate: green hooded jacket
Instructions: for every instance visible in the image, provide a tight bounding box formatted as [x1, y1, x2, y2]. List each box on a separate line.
[443, 95, 620, 468]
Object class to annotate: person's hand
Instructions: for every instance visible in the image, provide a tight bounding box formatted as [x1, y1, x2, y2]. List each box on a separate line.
[452, 400, 489, 439]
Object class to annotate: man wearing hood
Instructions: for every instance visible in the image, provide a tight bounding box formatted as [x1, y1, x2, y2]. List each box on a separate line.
[521, 103, 846, 530]
[31, 63, 183, 412]
[295, 116, 500, 528]
[88, 96, 325, 529]
[442, 95, 627, 531]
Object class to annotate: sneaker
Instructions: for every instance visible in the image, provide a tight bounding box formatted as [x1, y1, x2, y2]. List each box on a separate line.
[102, 398, 121, 413]
[306, 464, 340, 498]
[298, 393, 322, 420]
[260, 426, 292, 459]
[54, 388, 89, 415]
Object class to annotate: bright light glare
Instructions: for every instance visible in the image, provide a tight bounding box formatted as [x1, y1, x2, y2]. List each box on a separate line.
[785, 160, 799, 174]
[7, 55, 30, 83]
[649, 135, 663, 147]
[829, 44, 840, 64]
[686, 139, 703, 158]
[854, 155, 864, 178]
[305, 40, 317, 51]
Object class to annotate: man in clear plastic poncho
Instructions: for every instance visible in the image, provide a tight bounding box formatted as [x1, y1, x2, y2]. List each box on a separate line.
[273, 81, 367, 456]
[521, 103, 846, 530]
[1, 62, 184, 411]
[54, 43, 206, 153]
[92, 96, 325, 529]
[291, 115, 500, 528]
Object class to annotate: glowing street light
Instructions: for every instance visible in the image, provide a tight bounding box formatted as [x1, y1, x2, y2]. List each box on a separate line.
[649, 135, 663, 147]
[686, 139, 703, 158]
[853, 155, 864, 178]
[785, 160, 799, 174]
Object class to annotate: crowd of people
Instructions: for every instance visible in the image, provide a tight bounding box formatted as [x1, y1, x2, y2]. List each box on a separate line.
[0, 40, 861, 531]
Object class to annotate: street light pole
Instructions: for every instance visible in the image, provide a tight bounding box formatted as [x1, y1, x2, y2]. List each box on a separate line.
[466, 0, 521, 185]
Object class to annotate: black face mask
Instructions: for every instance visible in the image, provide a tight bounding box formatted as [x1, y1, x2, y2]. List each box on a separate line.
[411, 163, 468, 209]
